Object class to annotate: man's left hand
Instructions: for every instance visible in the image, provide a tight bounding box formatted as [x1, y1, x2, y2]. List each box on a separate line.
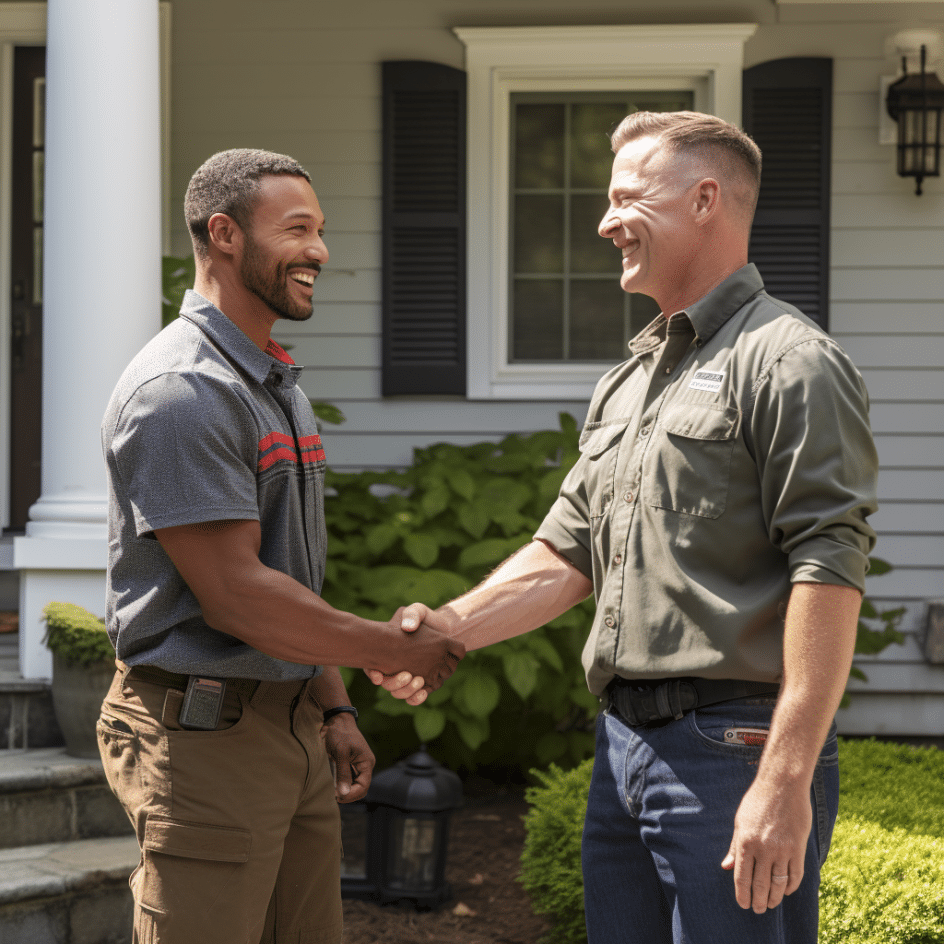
[721, 776, 811, 913]
[321, 713, 375, 803]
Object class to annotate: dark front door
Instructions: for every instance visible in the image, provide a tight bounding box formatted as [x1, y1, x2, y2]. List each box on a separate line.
[9, 46, 45, 531]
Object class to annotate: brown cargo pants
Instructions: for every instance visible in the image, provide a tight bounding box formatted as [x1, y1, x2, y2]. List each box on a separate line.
[97, 665, 342, 944]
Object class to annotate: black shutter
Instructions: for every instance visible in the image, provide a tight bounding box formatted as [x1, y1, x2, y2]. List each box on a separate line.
[381, 61, 466, 395]
[743, 58, 832, 330]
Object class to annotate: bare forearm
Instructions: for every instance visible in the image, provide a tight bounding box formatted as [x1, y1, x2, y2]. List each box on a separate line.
[756, 581, 861, 786]
[201, 561, 402, 670]
[437, 540, 593, 649]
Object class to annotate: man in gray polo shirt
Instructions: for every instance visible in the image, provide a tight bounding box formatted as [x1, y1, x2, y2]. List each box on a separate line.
[99, 149, 464, 944]
[375, 113, 877, 944]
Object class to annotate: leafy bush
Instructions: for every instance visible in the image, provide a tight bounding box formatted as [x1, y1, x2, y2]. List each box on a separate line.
[322, 414, 599, 775]
[43, 602, 115, 667]
[520, 739, 944, 944]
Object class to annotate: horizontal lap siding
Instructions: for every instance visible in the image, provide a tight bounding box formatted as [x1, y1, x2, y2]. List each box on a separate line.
[167, 1, 944, 730]
[830, 55, 944, 720]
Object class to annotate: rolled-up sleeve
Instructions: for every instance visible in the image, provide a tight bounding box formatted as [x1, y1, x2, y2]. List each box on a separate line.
[751, 337, 878, 593]
[535, 454, 594, 579]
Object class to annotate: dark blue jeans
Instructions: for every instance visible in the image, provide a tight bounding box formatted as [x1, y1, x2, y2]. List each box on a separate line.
[582, 697, 838, 944]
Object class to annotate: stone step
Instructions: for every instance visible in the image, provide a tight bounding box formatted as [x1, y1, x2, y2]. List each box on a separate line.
[0, 748, 131, 850]
[0, 835, 137, 944]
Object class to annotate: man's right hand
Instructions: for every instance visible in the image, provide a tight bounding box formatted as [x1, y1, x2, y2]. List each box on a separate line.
[367, 605, 457, 704]
[377, 611, 464, 693]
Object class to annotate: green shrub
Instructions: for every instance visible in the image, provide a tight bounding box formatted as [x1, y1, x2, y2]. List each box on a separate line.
[321, 414, 599, 776]
[43, 602, 115, 667]
[520, 739, 944, 944]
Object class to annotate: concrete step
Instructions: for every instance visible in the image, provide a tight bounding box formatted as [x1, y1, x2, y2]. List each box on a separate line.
[0, 835, 137, 944]
[0, 749, 132, 850]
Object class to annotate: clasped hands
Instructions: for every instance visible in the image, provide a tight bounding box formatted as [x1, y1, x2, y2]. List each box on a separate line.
[369, 603, 449, 705]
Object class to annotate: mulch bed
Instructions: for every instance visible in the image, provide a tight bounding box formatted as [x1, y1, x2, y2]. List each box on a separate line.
[342, 781, 550, 944]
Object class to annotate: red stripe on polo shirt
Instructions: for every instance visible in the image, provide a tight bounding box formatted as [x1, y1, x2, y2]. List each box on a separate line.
[298, 433, 326, 463]
[265, 339, 295, 365]
[258, 445, 298, 472]
[258, 431, 295, 453]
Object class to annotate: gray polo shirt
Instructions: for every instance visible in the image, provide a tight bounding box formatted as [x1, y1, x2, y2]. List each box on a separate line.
[535, 264, 878, 695]
[101, 291, 325, 680]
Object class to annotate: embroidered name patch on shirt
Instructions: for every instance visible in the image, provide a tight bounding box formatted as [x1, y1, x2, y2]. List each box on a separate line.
[689, 369, 726, 393]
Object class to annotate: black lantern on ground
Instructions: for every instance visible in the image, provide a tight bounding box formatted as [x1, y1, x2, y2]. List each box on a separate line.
[886, 44, 944, 195]
[340, 747, 463, 909]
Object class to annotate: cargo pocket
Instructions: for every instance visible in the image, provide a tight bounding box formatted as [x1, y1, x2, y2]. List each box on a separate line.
[138, 817, 252, 916]
[647, 402, 741, 518]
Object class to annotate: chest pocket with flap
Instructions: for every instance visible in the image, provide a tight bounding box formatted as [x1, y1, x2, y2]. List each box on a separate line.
[646, 402, 741, 519]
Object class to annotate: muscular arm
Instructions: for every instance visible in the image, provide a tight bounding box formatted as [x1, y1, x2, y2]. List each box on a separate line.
[154, 518, 464, 685]
[368, 540, 593, 701]
[722, 580, 861, 913]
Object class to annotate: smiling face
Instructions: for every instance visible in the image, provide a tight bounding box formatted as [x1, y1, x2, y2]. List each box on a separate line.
[598, 135, 702, 309]
[238, 174, 328, 323]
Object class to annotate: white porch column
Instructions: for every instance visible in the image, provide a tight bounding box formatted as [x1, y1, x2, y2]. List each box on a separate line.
[15, 0, 161, 678]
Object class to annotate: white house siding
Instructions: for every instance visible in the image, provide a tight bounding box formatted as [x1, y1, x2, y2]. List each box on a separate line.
[159, 0, 943, 733]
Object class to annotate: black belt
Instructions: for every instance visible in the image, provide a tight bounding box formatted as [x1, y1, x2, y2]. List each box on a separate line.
[124, 664, 261, 698]
[607, 676, 779, 727]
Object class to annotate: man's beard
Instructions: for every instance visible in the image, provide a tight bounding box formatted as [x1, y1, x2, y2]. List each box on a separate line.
[240, 233, 318, 322]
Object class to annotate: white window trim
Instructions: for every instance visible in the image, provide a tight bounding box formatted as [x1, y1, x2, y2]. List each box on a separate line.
[455, 24, 758, 401]
[0, 2, 171, 529]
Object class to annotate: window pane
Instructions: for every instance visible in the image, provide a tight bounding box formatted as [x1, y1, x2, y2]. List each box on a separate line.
[514, 194, 564, 273]
[570, 102, 626, 188]
[570, 193, 617, 273]
[569, 280, 626, 361]
[513, 279, 563, 360]
[515, 103, 565, 189]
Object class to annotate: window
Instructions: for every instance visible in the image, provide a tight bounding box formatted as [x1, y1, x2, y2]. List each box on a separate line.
[510, 91, 691, 364]
[455, 24, 757, 400]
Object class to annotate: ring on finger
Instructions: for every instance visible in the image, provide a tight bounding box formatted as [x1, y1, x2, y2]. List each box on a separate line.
[771, 874, 789, 882]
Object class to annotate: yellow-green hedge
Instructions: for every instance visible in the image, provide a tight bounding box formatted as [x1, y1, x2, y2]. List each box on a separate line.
[521, 738, 944, 944]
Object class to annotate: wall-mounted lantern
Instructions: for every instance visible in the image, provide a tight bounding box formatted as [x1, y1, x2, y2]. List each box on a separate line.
[886, 44, 944, 195]
[340, 746, 463, 909]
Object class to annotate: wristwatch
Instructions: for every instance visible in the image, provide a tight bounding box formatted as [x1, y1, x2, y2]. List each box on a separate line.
[322, 704, 358, 722]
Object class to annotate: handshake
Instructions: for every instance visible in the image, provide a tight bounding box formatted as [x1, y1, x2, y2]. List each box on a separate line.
[368, 602, 460, 706]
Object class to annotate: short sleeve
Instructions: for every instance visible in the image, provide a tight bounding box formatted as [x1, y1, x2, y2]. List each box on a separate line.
[751, 338, 878, 592]
[109, 372, 260, 536]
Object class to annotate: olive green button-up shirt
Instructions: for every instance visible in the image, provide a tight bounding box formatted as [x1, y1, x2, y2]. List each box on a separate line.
[535, 264, 878, 696]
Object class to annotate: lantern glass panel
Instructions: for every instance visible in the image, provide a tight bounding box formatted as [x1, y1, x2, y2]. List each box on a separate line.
[339, 803, 369, 880]
[387, 814, 442, 891]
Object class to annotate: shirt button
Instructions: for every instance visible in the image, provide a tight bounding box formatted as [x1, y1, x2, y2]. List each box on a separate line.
[664, 367, 672, 374]
[613, 554, 622, 565]
[604, 616, 615, 628]
[640, 426, 650, 437]
[624, 491, 634, 503]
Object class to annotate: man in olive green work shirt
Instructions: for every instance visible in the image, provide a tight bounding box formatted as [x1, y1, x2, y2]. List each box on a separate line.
[373, 112, 877, 944]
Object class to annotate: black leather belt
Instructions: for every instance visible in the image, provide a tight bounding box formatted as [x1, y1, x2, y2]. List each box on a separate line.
[607, 676, 779, 727]
[124, 664, 261, 698]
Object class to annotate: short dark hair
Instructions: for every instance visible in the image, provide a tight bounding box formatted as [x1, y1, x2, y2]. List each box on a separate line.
[610, 111, 762, 222]
[184, 148, 311, 259]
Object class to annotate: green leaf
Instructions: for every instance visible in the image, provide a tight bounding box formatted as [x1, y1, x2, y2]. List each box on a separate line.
[502, 651, 540, 700]
[867, 556, 892, 577]
[309, 401, 346, 426]
[457, 502, 491, 539]
[373, 695, 417, 717]
[454, 714, 489, 750]
[403, 533, 439, 569]
[448, 468, 477, 502]
[365, 523, 399, 556]
[457, 538, 520, 572]
[457, 669, 501, 718]
[420, 484, 451, 518]
[524, 634, 565, 672]
[413, 707, 446, 742]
